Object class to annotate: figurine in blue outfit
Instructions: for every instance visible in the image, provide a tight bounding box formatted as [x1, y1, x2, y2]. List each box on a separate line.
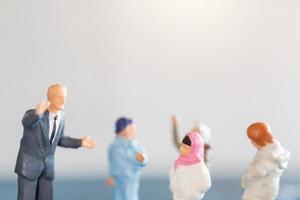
[106, 117, 148, 200]
[15, 84, 97, 200]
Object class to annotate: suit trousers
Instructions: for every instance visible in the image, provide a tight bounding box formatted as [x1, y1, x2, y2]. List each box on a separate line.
[17, 173, 53, 200]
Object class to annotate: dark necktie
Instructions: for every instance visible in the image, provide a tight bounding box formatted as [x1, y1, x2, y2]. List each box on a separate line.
[50, 115, 58, 144]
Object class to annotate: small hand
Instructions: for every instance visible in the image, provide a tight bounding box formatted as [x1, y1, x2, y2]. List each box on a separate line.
[136, 153, 145, 163]
[171, 115, 178, 126]
[35, 101, 51, 116]
[81, 135, 97, 149]
[105, 177, 115, 187]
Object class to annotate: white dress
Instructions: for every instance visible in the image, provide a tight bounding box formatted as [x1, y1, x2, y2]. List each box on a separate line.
[170, 163, 211, 200]
[241, 141, 290, 200]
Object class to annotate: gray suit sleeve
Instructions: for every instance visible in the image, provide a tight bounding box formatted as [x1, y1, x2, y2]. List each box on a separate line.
[58, 124, 82, 148]
[58, 136, 82, 148]
[22, 109, 42, 128]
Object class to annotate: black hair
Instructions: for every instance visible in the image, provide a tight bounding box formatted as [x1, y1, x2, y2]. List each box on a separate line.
[182, 135, 191, 146]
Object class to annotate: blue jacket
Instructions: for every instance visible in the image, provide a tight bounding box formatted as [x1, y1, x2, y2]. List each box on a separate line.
[109, 137, 147, 181]
[15, 109, 82, 180]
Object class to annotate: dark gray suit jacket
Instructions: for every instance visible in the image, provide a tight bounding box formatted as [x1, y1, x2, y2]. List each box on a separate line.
[15, 109, 82, 181]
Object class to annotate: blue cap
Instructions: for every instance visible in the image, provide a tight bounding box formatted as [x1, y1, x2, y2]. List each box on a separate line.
[115, 117, 133, 134]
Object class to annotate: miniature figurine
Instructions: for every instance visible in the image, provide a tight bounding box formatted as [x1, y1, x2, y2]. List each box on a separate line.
[106, 117, 148, 200]
[171, 115, 212, 168]
[170, 131, 211, 200]
[241, 122, 290, 200]
[15, 84, 97, 200]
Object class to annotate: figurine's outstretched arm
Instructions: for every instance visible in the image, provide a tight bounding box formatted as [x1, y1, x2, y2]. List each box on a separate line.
[58, 132, 82, 148]
[171, 115, 181, 150]
[58, 126, 96, 149]
[81, 135, 97, 149]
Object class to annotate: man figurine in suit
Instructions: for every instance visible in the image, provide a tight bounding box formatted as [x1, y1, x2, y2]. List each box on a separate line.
[15, 84, 97, 200]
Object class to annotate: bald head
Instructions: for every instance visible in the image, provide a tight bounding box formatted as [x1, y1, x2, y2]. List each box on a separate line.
[47, 84, 67, 112]
[47, 84, 66, 99]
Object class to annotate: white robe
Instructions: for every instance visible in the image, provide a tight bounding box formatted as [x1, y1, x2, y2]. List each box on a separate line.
[241, 141, 290, 200]
[170, 163, 211, 200]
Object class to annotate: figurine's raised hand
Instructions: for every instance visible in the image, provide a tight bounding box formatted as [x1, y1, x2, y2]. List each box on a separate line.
[136, 153, 145, 163]
[105, 177, 115, 187]
[171, 115, 178, 126]
[35, 101, 51, 116]
[81, 135, 97, 149]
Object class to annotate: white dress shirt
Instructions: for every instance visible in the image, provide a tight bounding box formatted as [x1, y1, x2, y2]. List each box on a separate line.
[48, 111, 62, 142]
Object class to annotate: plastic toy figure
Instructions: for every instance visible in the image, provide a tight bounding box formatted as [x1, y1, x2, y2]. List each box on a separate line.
[241, 122, 290, 200]
[106, 117, 148, 200]
[170, 131, 211, 200]
[171, 115, 212, 168]
[15, 84, 97, 200]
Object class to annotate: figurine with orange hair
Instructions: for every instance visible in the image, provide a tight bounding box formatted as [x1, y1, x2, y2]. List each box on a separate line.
[241, 122, 290, 200]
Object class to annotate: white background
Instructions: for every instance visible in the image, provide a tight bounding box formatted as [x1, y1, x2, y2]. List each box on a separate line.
[0, 0, 299, 179]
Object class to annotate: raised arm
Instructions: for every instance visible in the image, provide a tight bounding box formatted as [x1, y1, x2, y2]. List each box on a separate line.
[171, 115, 181, 150]
[22, 110, 42, 128]
[22, 101, 50, 128]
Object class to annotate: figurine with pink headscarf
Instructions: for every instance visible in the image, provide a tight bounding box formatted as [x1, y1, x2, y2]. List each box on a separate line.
[170, 131, 211, 200]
